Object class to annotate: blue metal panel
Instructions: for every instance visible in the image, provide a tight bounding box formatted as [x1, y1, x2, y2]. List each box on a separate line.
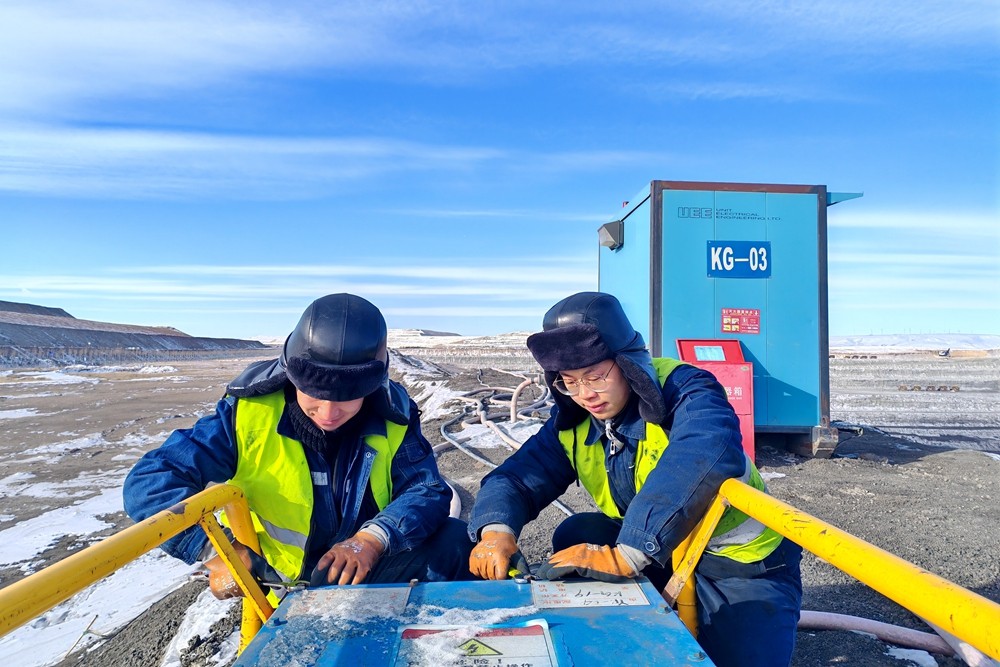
[600, 194, 652, 343]
[661, 189, 716, 344]
[762, 192, 823, 426]
[234, 579, 712, 666]
[710, 191, 771, 422]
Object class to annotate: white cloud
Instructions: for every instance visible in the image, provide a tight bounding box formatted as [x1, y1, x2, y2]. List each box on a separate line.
[0, 122, 682, 198]
[830, 210, 999, 233]
[0, 261, 594, 307]
[0, 125, 508, 198]
[125, 263, 591, 280]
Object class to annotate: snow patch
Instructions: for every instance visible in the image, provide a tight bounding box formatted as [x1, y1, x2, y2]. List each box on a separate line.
[159, 589, 239, 667]
[0, 408, 45, 420]
[885, 647, 938, 666]
[0, 487, 125, 568]
[0, 392, 57, 399]
[12, 371, 100, 386]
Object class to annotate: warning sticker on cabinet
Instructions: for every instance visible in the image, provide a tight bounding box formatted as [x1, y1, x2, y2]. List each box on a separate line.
[393, 620, 556, 666]
[721, 308, 760, 334]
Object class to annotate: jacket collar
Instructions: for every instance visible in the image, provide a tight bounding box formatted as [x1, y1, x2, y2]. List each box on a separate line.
[583, 395, 644, 445]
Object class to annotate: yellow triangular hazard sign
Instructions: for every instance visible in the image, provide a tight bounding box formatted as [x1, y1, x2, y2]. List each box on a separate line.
[458, 638, 502, 656]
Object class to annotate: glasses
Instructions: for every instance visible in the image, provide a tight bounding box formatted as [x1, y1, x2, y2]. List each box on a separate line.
[552, 362, 617, 396]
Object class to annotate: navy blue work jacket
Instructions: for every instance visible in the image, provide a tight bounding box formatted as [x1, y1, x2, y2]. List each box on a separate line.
[123, 387, 450, 571]
[468, 364, 746, 566]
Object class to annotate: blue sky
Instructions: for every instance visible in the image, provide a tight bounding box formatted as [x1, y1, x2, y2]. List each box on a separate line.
[1, 1, 997, 339]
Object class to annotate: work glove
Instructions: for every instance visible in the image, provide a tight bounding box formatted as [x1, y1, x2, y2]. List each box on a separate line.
[310, 532, 385, 586]
[469, 530, 522, 580]
[203, 539, 275, 600]
[535, 543, 638, 583]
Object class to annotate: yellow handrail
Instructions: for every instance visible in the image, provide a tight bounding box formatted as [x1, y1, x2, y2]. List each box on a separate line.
[0, 484, 274, 643]
[666, 493, 729, 636]
[218, 494, 271, 650]
[718, 479, 1000, 660]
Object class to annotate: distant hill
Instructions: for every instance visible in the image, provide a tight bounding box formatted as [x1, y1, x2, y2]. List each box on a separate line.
[0, 300, 267, 367]
[0, 300, 73, 318]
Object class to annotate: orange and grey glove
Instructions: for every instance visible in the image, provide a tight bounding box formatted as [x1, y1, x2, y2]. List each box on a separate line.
[535, 543, 638, 583]
[204, 540, 256, 600]
[469, 530, 521, 580]
[310, 532, 385, 586]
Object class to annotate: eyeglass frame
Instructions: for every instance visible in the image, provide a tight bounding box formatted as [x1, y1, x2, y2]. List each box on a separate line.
[552, 361, 618, 396]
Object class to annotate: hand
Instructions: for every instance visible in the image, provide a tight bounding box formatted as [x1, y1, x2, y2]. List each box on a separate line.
[311, 532, 385, 586]
[204, 540, 254, 600]
[469, 530, 520, 580]
[535, 543, 637, 583]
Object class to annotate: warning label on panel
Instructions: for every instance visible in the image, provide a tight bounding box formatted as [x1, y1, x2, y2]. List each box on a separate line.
[721, 308, 760, 334]
[394, 620, 556, 666]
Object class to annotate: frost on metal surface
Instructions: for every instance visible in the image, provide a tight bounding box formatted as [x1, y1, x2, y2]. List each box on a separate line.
[285, 587, 412, 621]
[253, 587, 539, 667]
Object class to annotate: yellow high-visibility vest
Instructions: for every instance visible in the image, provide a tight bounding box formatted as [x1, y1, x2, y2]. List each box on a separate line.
[226, 391, 407, 582]
[557, 357, 782, 563]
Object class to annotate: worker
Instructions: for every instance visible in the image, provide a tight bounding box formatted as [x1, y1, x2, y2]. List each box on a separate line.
[124, 293, 472, 601]
[468, 292, 802, 667]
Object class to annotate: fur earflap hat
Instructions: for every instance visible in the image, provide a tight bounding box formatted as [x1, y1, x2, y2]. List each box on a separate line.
[281, 293, 389, 402]
[526, 292, 668, 429]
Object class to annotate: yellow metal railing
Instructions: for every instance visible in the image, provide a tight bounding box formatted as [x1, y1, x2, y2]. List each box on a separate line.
[665, 479, 1000, 660]
[0, 484, 274, 651]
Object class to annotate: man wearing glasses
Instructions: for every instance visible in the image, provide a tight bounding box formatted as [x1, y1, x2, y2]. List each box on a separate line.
[467, 292, 802, 667]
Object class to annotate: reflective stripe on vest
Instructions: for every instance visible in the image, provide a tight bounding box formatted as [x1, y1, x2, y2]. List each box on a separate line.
[557, 357, 782, 564]
[227, 391, 407, 582]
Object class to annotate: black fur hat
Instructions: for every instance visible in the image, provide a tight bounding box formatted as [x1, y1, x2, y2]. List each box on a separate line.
[280, 293, 388, 402]
[227, 294, 407, 424]
[526, 292, 668, 429]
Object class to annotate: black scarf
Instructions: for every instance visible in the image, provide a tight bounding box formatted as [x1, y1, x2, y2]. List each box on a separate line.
[284, 384, 363, 455]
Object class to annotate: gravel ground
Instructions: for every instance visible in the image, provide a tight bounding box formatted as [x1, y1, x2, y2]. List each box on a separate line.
[2, 351, 998, 666]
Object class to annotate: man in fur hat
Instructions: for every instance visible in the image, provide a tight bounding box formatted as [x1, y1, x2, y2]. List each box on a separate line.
[125, 293, 472, 602]
[468, 292, 802, 667]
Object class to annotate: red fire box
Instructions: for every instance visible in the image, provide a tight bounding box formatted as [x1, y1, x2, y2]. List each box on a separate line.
[676, 339, 755, 461]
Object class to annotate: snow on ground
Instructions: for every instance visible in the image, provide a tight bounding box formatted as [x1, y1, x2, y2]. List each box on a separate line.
[3, 371, 100, 386]
[0, 468, 127, 502]
[0, 551, 200, 667]
[389, 350, 470, 421]
[0, 431, 207, 666]
[0, 376, 197, 660]
[0, 408, 49, 420]
[160, 590, 240, 667]
[0, 487, 124, 572]
[885, 647, 938, 667]
[63, 365, 179, 374]
[389, 329, 532, 351]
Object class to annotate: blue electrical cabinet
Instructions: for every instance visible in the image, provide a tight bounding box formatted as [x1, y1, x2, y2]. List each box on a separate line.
[597, 181, 861, 456]
[233, 578, 713, 665]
